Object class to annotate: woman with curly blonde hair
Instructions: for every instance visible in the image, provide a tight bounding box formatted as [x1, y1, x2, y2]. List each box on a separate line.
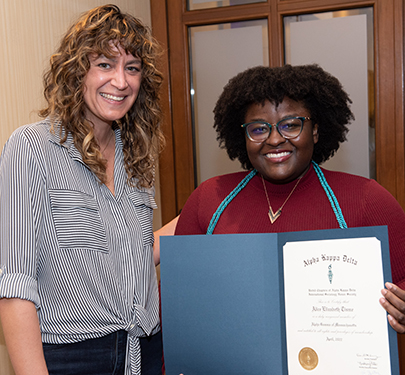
[0, 4, 169, 375]
[41, 3, 164, 188]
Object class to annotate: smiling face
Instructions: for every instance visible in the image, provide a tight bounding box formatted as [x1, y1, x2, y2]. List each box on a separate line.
[83, 44, 142, 129]
[245, 98, 318, 184]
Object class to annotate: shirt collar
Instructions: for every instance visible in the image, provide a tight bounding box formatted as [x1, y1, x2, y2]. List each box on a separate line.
[47, 118, 122, 165]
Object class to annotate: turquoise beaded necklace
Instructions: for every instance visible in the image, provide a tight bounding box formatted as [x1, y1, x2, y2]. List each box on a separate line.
[206, 161, 347, 235]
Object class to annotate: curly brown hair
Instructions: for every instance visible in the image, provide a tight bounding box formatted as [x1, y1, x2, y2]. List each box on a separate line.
[214, 64, 354, 170]
[39, 4, 164, 188]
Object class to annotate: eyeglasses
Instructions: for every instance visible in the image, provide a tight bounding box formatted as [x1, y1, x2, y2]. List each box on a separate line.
[241, 116, 311, 143]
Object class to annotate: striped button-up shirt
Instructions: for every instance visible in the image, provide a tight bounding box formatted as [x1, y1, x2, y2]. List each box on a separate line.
[0, 119, 160, 374]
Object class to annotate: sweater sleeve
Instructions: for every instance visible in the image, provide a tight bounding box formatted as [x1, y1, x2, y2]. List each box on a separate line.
[175, 183, 207, 235]
[362, 180, 405, 288]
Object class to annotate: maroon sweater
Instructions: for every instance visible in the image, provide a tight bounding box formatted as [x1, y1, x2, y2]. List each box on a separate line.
[175, 165, 405, 288]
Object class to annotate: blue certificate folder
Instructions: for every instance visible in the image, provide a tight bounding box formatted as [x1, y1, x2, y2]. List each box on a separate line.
[160, 226, 399, 375]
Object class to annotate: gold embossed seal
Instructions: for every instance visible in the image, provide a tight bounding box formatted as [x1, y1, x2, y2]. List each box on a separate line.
[298, 347, 318, 370]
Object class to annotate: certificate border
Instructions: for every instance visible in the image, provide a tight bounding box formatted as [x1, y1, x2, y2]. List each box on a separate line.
[278, 225, 399, 375]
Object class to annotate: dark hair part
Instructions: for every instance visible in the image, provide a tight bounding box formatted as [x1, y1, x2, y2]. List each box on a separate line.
[39, 4, 164, 188]
[213, 64, 354, 169]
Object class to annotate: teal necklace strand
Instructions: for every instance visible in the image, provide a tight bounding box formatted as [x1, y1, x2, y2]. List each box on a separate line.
[311, 161, 347, 229]
[206, 169, 257, 235]
[206, 161, 347, 234]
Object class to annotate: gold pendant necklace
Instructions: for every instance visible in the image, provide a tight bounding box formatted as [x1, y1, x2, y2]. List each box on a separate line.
[261, 175, 302, 224]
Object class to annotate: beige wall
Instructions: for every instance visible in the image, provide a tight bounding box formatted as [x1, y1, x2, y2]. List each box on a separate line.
[0, 1, 154, 374]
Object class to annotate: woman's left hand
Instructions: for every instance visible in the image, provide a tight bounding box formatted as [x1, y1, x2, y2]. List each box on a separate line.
[153, 215, 180, 266]
[380, 282, 405, 333]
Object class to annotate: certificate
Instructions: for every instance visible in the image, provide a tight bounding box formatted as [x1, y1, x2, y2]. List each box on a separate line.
[283, 237, 392, 374]
[160, 226, 399, 375]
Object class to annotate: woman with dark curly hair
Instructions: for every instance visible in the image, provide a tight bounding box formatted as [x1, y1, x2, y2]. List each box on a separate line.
[175, 64, 405, 333]
[0, 5, 173, 375]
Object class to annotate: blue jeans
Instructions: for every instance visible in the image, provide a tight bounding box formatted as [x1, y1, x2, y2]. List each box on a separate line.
[43, 330, 163, 375]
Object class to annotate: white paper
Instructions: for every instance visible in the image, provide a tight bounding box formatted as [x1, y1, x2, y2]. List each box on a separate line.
[283, 237, 391, 374]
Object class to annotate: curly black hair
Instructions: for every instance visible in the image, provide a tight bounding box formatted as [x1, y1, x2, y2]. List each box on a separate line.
[213, 64, 354, 169]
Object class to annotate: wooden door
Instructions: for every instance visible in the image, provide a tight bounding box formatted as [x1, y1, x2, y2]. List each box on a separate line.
[152, 0, 405, 222]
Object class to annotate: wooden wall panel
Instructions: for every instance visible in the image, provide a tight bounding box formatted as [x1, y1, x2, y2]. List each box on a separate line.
[151, 0, 178, 224]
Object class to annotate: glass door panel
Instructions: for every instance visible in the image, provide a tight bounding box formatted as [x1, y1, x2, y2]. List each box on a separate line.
[284, 8, 374, 179]
[189, 20, 268, 185]
[188, 0, 266, 11]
